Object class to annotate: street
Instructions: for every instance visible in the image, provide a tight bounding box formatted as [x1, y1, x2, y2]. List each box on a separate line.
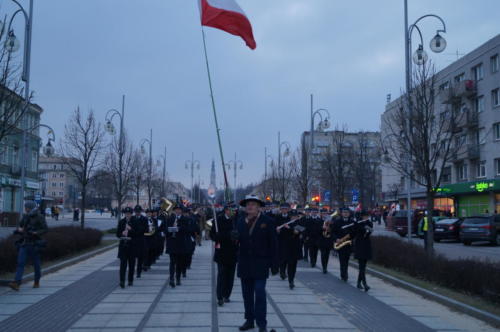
[373, 223, 500, 263]
[0, 241, 495, 331]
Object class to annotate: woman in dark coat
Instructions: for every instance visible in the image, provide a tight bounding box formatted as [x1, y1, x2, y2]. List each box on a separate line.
[353, 211, 373, 291]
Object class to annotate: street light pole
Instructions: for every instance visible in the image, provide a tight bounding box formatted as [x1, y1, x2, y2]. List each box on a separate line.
[185, 153, 200, 203]
[105, 95, 125, 221]
[8, 0, 34, 214]
[403, 0, 447, 241]
[277, 132, 291, 202]
[140, 130, 153, 208]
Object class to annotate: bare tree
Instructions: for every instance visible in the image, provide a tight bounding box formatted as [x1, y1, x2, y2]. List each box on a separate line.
[105, 131, 136, 217]
[60, 108, 104, 228]
[352, 132, 381, 209]
[320, 125, 352, 207]
[383, 61, 465, 255]
[290, 145, 312, 205]
[0, 22, 33, 145]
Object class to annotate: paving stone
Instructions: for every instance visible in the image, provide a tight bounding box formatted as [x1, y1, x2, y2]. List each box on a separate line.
[154, 301, 211, 313]
[146, 313, 211, 327]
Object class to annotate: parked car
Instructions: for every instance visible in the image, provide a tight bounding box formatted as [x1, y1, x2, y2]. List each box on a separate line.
[389, 210, 424, 237]
[460, 215, 500, 246]
[433, 218, 462, 242]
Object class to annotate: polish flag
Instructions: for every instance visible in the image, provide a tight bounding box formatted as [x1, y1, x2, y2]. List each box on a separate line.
[199, 0, 257, 50]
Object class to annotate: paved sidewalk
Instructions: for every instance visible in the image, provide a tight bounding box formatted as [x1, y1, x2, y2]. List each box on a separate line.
[0, 241, 496, 331]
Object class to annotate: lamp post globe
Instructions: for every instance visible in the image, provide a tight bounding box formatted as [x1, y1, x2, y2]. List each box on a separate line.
[5, 31, 20, 53]
[413, 45, 428, 65]
[430, 33, 447, 53]
[105, 121, 115, 135]
[43, 141, 55, 157]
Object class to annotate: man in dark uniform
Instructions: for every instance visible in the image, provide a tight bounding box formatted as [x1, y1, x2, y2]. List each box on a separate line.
[306, 207, 322, 268]
[210, 204, 238, 306]
[164, 205, 191, 287]
[318, 210, 334, 274]
[236, 195, 278, 332]
[152, 208, 163, 262]
[142, 208, 155, 271]
[116, 207, 145, 288]
[276, 203, 291, 280]
[299, 208, 312, 262]
[332, 208, 355, 281]
[353, 211, 373, 291]
[276, 210, 302, 289]
[132, 205, 148, 278]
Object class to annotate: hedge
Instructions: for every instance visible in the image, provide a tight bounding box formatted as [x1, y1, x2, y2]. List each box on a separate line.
[371, 236, 500, 304]
[0, 226, 102, 275]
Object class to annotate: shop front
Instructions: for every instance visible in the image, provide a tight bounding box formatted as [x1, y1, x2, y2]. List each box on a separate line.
[437, 179, 500, 218]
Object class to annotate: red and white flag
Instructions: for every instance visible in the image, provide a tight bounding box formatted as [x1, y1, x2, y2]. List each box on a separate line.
[199, 0, 257, 50]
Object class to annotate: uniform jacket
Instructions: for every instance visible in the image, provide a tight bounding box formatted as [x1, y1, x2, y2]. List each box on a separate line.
[236, 213, 278, 280]
[276, 217, 302, 262]
[353, 219, 373, 260]
[210, 213, 238, 265]
[164, 214, 192, 255]
[116, 216, 146, 259]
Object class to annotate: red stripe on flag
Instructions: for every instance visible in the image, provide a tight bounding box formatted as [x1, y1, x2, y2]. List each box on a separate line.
[201, 0, 256, 50]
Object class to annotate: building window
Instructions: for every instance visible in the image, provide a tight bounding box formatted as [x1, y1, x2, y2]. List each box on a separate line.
[59, 192, 64, 196]
[492, 88, 499, 107]
[457, 163, 468, 181]
[494, 123, 500, 141]
[53, 165, 57, 170]
[60, 173, 64, 178]
[491, 54, 499, 73]
[478, 128, 486, 144]
[52, 182, 57, 187]
[52, 173, 57, 178]
[441, 166, 451, 183]
[439, 81, 450, 91]
[454, 73, 465, 82]
[52, 191, 56, 196]
[59, 182, 64, 188]
[496, 159, 500, 176]
[475, 96, 485, 112]
[472, 63, 484, 81]
[477, 161, 486, 178]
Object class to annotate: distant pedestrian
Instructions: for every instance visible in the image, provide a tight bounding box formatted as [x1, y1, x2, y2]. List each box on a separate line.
[9, 201, 48, 291]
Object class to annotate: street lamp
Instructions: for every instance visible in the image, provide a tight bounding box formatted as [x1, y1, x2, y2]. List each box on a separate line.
[264, 147, 274, 199]
[278, 131, 291, 202]
[225, 153, 243, 203]
[37, 125, 56, 157]
[308, 95, 331, 204]
[140, 129, 153, 208]
[157, 146, 167, 199]
[404, 0, 447, 240]
[185, 153, 200, 203]
[104, 95, 126, 220]
[6, 0, 34, 214]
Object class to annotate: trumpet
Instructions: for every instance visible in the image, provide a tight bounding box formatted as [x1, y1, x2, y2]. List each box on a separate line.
[334, 234, 352, 250]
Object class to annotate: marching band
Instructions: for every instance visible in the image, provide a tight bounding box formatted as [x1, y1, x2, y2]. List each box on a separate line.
[115, 194, 373, 332]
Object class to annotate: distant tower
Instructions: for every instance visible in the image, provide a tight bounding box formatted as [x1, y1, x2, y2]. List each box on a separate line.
[210, 159, 216, 187]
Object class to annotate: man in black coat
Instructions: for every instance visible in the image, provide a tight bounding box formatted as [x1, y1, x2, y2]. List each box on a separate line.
[143, 208, 157, 271]
[116, 207, 145, 288]
[276, 203, 291, 280]
[131, 205, 148, 278]
[164, 205, 191, 287]
[298, 208, 312, 262]
[306, 207, 322, 268]
[318, 210, 334, 274]
[276, 210, 302, 289]
[353, 211, 373, 291]
[236, 195, 278, 332]
[332, 208, 356, 281]
[210, 205, 238, 306]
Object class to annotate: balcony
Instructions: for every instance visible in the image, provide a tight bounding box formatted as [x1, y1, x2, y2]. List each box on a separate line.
[467, 144, 480, 160]
[440, 80, 477, 104]
[453, 144, 480, 161]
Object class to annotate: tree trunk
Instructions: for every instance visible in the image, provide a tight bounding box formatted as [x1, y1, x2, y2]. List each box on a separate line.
[425, 189, 435, 256]
[80, 186, 86, 229]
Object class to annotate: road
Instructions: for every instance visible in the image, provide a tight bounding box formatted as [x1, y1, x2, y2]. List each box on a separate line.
[373, 223, 500, 263]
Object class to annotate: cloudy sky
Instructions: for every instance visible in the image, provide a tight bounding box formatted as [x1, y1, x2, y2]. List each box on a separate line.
[6, 0, 499, 189]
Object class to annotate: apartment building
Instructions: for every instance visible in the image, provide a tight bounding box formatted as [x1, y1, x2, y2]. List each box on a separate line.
[381, 34, 500, 217]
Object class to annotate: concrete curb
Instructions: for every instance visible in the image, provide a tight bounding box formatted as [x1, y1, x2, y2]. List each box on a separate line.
[0, 242, 118, 288]
[349, 261, 500, 328]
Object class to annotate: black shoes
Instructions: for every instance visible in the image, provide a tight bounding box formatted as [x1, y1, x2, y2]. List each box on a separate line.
[176, 278, 181, 286]
[322, 268, 327, 274]
[136, 274, 141, 279]
[217, 299, 224, 306]
[357, 282, 363, 290]
[239, 321, 255, 331]
[363, 281, 370, 292]
[223, 298, 231, 303]
[128, 281, 133, 286]
[289, 283, 295, 290]
[280, 272, 286, 280]
[182, 272, 187, 278]
[169, 279, 175, 288]
[120, 282, 125, 289]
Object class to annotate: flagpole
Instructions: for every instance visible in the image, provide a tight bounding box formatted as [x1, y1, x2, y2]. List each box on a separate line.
[201, 28, 231, 203]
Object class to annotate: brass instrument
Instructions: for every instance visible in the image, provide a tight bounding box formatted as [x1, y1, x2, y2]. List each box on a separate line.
[334, 234, 352, 250]
[144, 217, 155, 236]
[322, 220, 332, 238]
[159, 197, 174, 215]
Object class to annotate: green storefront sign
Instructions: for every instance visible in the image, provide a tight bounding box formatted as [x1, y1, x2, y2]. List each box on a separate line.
[436, 179, 500, 195]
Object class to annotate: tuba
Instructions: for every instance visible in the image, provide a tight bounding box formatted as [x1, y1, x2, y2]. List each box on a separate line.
[159, 198, 174, 217]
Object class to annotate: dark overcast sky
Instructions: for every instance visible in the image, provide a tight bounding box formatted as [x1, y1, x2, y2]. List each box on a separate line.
[6, 0, 499, 188]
